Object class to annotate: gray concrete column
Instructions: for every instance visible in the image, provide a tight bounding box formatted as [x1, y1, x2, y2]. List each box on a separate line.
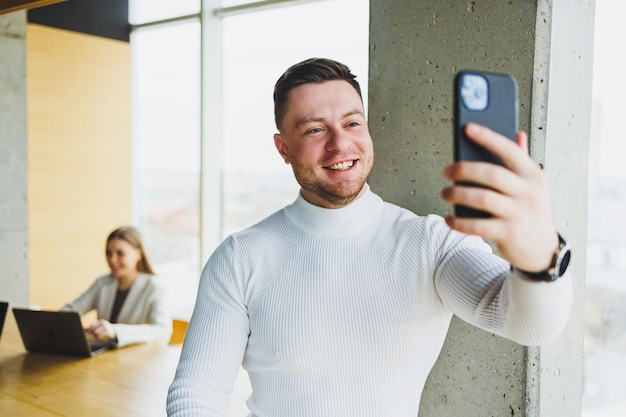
[0, 11, 29, 306]
[368, 0, 592, 415]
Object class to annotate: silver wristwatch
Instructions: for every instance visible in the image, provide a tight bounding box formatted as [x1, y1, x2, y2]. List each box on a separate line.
[512, 233, 572, 282]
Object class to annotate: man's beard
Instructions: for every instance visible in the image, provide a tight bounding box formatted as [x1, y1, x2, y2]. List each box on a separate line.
[302, 179, 367, 207]
[293, 165, 371, 207]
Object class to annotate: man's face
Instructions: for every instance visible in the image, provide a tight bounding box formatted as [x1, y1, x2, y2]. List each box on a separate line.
[274, 80, 374, 209]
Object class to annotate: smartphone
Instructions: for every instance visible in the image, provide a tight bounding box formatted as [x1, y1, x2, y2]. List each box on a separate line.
[453, 70, 519, 218]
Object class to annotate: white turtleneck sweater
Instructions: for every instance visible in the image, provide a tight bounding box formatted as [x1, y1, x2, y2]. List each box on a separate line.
[167, 187, 572, 417]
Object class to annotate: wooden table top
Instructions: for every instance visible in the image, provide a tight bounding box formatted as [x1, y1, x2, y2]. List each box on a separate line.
[0, 310, 182, 416]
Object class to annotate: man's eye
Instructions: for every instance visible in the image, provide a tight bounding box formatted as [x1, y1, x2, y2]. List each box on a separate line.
[307, 127, 323, 134]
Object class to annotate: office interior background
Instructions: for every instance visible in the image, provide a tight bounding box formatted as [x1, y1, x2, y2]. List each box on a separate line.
[3, 0, 624, 416]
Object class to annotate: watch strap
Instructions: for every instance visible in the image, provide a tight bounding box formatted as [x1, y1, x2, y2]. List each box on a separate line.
[512, 233, 571, 282]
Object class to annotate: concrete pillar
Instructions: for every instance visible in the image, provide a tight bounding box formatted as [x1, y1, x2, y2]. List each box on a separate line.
[368, 0, 592, 415]
[0, 11, 29, 306]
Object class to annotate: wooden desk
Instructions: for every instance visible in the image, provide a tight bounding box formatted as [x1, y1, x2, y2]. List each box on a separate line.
[0, 312, 182, 416]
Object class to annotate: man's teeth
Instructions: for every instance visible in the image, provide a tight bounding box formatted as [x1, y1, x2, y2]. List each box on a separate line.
[328, 161, 354, 170]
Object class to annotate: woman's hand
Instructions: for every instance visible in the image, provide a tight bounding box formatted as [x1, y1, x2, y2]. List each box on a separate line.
[86, 319, 117, 340]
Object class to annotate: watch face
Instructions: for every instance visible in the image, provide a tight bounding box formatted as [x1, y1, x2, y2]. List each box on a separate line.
[558, 248, 572, 277]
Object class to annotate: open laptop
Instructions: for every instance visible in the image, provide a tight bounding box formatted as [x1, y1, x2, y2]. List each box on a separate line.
[0, 301, 8, 339]
[12, 308, 115, 357]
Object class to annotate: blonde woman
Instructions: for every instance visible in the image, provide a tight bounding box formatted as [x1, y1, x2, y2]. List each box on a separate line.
[62, 226, 172, 347]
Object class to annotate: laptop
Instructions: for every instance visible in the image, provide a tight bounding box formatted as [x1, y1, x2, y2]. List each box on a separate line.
[12, 308, 115, 357]
[0, 301, 8, 339]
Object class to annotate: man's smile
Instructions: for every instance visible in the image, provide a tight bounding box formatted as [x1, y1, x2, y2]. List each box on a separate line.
[325, 160, 356, 171]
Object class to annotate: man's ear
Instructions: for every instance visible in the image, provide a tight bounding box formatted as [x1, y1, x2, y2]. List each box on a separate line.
[274, 133, 290, 164]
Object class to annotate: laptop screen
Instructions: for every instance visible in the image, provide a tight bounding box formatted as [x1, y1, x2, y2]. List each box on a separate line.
[12, 308, 114, 357]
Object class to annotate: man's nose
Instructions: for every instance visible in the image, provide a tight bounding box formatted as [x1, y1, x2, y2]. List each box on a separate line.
[325, 128, 351, 151]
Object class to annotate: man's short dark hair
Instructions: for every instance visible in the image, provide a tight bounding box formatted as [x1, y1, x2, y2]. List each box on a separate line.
[273, 57, 362, 131]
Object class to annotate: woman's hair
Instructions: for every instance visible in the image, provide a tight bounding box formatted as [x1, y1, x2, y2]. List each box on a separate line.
[273, 57, 362, 131]
[106, 226, 155, 275]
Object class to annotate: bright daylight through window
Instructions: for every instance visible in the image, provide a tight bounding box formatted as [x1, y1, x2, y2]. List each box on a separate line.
[582, 1, 626, 416]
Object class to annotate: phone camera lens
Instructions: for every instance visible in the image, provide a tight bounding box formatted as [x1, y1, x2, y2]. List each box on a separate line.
[461, 74, 488, 111]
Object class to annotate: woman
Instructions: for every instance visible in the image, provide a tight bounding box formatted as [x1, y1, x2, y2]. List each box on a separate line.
[62, 226, 172, 347]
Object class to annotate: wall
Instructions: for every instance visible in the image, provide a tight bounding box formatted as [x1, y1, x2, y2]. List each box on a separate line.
[27, 23, 131, 309]
[0, 11, 29, 307]
[368, 0, 592, 415]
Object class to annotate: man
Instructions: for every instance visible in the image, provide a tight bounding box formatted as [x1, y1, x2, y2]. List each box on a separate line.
[166, 58, 572, 417]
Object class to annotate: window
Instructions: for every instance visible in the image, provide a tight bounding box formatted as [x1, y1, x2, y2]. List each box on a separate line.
[221, 0, 369, 239]
[131, 19, 201, 320]
[583, 0, 626, 415]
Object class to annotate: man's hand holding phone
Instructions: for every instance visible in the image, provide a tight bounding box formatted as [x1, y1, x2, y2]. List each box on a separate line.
[441, 122, 559, 274]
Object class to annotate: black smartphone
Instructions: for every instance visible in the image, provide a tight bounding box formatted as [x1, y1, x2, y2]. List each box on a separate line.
[453, 70, 519, 218]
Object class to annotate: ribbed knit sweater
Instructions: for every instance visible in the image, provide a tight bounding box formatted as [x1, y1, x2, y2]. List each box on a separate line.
[167, 187, 572, 417]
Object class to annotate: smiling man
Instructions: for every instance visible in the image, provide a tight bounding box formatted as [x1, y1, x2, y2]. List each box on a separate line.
[273, 78, 374, 209]
[166, 58, 573, 417]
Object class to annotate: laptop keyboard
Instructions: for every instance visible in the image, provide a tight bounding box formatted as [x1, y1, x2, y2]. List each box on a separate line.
[89, 339, 114, 350]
